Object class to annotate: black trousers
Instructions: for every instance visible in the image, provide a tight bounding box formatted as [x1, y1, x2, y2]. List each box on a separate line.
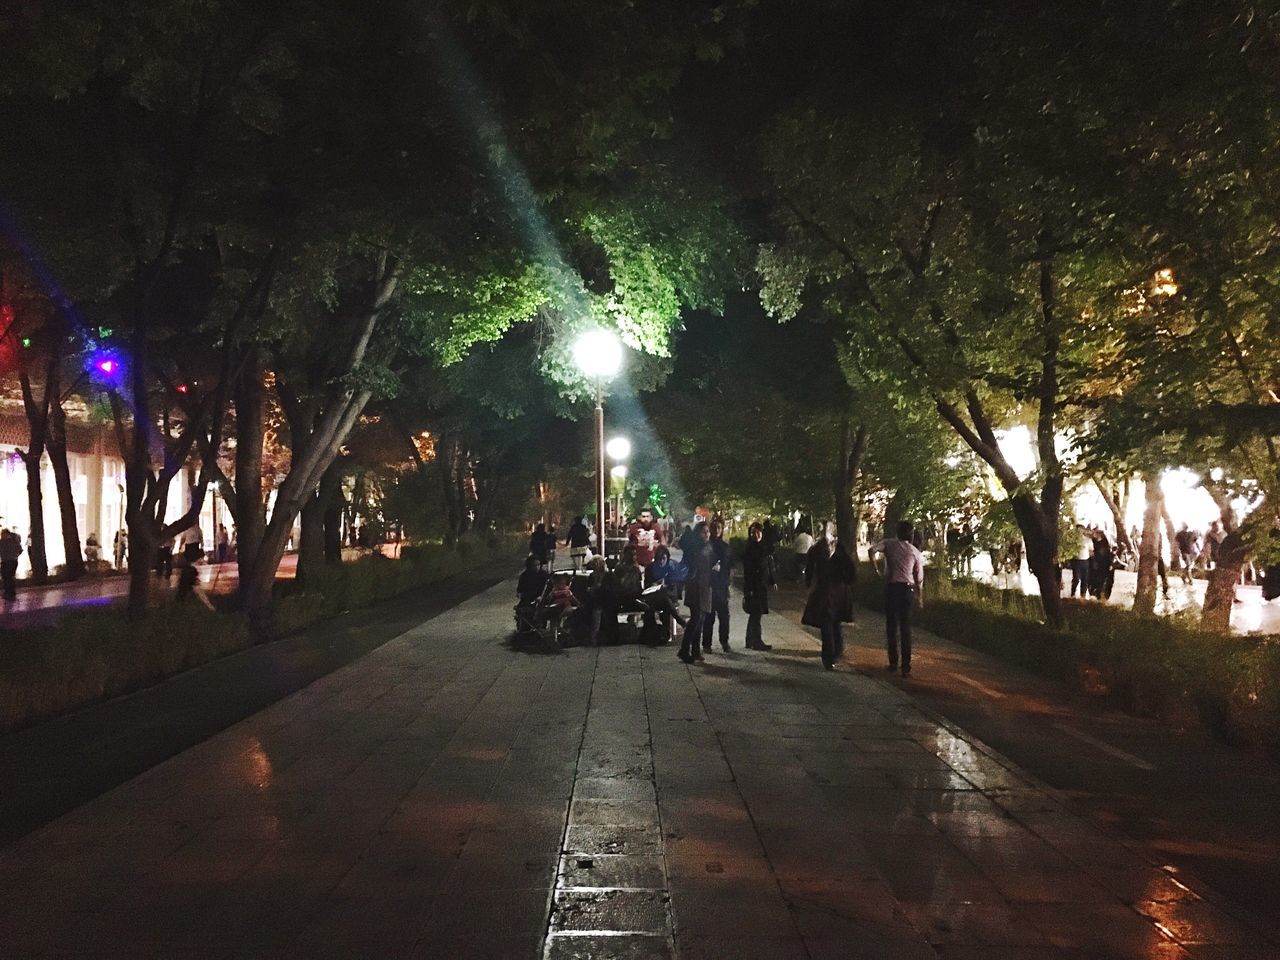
[702, 595, 730, 649]
[820, 619, 843, 667]
[1, 560, 17, 600]
[1069, 559, 1089, 597]
[745, 612, 764, 648]
[885, 582, 914, 669]
[680, 607, 705, 660]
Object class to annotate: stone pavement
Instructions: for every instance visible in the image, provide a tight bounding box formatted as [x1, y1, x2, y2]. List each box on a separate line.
[0, 578, 1274, 959]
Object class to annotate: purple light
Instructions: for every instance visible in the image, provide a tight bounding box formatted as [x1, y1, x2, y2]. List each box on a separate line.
[98, 359, 116, 374]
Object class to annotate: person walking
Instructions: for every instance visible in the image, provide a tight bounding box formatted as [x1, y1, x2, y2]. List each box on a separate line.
[215, 524, 231, 564]
[792, 524, 815, 583]
[870, 521, 925, 677]
[1174, 523, 1198, 583]
[802, 522, 856, 670]
[679, 522, 712, 663]
[702, 520, 733, 652]
[113, 528, 128, 570]
[0, 528, 23, 602]
[742, 522, 774, 651]
[566, 515, 592, 570]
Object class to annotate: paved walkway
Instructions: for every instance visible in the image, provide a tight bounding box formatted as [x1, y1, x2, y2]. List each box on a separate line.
[0, 579, 1273, 959]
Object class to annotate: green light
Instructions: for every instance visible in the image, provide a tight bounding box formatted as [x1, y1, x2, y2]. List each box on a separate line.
[98, 326, 113, 338]
[20, 337, 31, 349]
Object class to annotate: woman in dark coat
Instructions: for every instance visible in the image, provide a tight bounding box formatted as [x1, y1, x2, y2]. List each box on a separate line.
[742, 522, 774, 651]
[802, 522, 857, 670]
[1089, 529, 1114, 599]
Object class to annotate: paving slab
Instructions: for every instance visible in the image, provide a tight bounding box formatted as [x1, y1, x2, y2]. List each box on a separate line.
[0, 577, 1276, 959]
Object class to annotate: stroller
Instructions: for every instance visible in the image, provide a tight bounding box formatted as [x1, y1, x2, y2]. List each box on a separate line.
[515, 570, 587, 647]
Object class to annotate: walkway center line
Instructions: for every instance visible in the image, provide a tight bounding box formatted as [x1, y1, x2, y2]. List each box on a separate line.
[1051, 721, 1157, 771]
[950, 673, 1006, 700]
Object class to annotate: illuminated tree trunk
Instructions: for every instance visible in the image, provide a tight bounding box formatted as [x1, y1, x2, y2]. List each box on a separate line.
[18, 369, 51, 583]
[1162, 507, 1181, 573]
[1202, 531, 1246, 633]
[833, 416, 866, 551]
[46, 391, 84, 580]
[1133, 470, 1164, 615]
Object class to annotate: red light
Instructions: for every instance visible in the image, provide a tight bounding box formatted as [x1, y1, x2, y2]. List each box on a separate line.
[177, 383, 188, 393]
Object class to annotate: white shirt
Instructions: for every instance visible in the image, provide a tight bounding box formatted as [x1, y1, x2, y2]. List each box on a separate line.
[1075, 540, 1091, 562]
[871, 538, 925, 587]
[793, 532, 814, 555]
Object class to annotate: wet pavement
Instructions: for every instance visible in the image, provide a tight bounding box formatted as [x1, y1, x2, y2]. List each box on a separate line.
[1, 577, 1276, 958]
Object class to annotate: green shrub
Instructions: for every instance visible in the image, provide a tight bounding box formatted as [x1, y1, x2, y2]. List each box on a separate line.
[854, 563, 1280, 759]
[0, 537, 523, 734]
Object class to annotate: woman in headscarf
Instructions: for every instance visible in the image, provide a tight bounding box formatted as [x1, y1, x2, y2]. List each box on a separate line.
[802, 521, 857, 669]
[742, 522, 774, 651]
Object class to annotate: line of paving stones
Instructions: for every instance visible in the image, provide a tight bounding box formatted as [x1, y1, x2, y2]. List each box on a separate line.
[0, 577, 1274, 959]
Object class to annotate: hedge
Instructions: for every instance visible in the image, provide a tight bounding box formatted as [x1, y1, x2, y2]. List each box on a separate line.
[853, 564, 1280, 760]
[0, 537, 521, 734]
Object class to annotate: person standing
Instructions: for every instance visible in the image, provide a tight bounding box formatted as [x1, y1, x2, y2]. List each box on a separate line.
[566, 515, 592, 570]
[216, 523, 231, 564]
[1174, 523, 1198, 583]
[870, 521, 925, 677]
[1206, 520, 1226, 570]
[679, 522, 712, 664]
[742, 522, 774, 651]
[1069, 524, 1091, 598]
[0, 529, 23, 602]
[1089, 529, 1114, 598]
[803, 522, 856, 670]
[113, 528, 128, 570]
[702, 520, 733, 652]
[627, 506, 665, 569]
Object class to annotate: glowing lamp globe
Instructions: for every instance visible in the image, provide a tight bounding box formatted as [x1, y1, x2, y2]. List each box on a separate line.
[573, 328, 623, 381]
[606, 436, 631, 461]
[610, 464, 628, 480]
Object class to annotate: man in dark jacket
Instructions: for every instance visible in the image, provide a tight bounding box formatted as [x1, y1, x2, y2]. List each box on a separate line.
[803, 523, 856, 670]
[679, 522, 712, 663]
[702, 520, 733, 652]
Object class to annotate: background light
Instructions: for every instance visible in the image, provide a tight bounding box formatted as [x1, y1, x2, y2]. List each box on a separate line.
[97, 359, 116, 374]
[606, 436, 631, 461]
[610, 464, 628, 479]
[573, 328, 623, 380]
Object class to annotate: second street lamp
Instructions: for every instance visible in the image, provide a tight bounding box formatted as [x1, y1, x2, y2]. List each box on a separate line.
[573, 329, 623, 554]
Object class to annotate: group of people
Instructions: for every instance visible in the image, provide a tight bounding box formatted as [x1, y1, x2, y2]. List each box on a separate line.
[1066, 524, 1121, 600]
[517, 508, 930, 677]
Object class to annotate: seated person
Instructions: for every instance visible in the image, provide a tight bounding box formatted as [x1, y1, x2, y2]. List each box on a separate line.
[516, 555, 550, 607]
[549, 573, 579, 614]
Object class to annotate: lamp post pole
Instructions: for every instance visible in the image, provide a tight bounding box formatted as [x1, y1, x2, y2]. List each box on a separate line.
[594, 379, 606, 553]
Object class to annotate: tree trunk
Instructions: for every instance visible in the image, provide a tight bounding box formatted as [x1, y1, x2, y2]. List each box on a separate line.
[1202, 531, 1246, 633]
[46, 399, 84, 579]
[1010, 492, 1063, 627]
[1133, 470, 1164, 615]
[833, 417, 866, 550]
[1093, 476, 1134, 555]
[18, 370, 51, 583]
[234, 346, 266, 601]
[439, 433, 461, 546]
[297, 461, 344, 583]
[323, 498, 344, 563]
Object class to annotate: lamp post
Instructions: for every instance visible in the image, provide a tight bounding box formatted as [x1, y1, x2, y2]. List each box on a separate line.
[573, 329, 623, 553]
[606, 436, 631, 532]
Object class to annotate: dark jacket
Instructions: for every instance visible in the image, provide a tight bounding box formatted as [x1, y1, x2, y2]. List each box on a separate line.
[684, 541, 713, 610]
[742, 539, 772, 616]
[567, 523, 591, 548]
[707, 537, 732, 600]
[802, 539, 856, 626]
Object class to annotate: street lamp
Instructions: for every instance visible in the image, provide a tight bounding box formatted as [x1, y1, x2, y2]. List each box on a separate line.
[610, 464, 629, 532]
[606, 436, 632, 462]
[573, 329, 623, 552]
